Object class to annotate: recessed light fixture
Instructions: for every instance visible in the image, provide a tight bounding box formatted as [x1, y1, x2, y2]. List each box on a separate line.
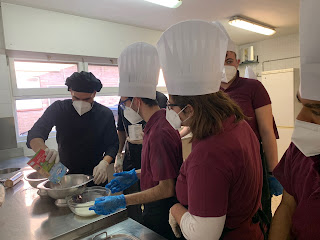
[144, 0, 182, 8]
[229, 16, 276, 36]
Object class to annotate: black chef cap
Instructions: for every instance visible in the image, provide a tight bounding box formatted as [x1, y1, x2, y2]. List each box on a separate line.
[65, 71, 103, 93]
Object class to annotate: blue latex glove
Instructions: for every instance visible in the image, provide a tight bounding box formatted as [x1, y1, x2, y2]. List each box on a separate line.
[89, 194, 126, 215]
[268, 175, 283, 196]
[105, 168, 138, 194]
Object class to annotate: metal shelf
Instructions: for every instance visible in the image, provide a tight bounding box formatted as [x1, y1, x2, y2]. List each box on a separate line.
[240, 61, 259, 65]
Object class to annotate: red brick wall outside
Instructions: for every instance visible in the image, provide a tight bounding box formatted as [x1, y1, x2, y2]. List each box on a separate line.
[39, 65, 77, 88]
[88, 65, 119, 87]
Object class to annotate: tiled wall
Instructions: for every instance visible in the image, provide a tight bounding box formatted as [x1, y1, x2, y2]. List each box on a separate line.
[238, 33, 300, 79]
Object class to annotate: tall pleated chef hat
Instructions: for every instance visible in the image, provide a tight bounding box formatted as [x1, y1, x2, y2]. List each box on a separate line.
[157, 20, 228, 96]
[118, 42, 160, 99]
[214, 21, 239, 57]
[214, 21, 239, 83]
[300, 0, 320, 101]
[244, 66, 257, 79]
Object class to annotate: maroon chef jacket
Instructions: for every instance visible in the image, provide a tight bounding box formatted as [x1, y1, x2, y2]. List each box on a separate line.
[273, 143, 320, 240]
[221, 71, 279, 141]
[176, 116, 263, 240]
[140, 109, 183, 191]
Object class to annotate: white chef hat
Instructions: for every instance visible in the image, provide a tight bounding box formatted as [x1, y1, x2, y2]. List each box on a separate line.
[118, 42, 160, 99]
[157, 20, 228, 96]
[299, 0, 320, 101]
[244, 66, 257, 79]
[214, 22, 239, 58]
[227, 40, 239, 59]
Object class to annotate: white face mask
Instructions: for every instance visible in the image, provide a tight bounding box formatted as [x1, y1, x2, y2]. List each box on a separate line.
[222, 65, 237, 83]
[291, 119, 320, 157]
[72, 101, 92, 116]
[166, 106, 189, 130]
[123, 99, 143, 124]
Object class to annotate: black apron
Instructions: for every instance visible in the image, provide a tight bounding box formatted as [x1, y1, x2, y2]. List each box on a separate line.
[122, 140, 144, 223]
[219, 209, 269, 240]
[142, 197, 183, 240]
[260, 142, 272, 226]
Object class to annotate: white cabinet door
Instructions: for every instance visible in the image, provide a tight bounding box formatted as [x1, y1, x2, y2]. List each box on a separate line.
[261, 70, 295, 127]
[276, 127, 294, 161]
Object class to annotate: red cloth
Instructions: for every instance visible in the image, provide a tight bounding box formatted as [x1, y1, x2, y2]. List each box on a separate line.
[221, 71, 279, 141]
[140, 109, 183, 191]
[273, 143, 320, 240]
[176, 116, 263, 240]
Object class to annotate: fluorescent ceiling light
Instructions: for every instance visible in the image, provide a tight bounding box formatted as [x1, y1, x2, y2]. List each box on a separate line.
[229, 16, 276, 36]
[144, 0, 182, 8]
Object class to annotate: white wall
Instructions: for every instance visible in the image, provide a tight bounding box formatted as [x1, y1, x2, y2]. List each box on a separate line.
[0, 3, 163, 157]
[1, 3, 162, 58]
[238, 34, 300, 79]
[0, 8, 13, 118]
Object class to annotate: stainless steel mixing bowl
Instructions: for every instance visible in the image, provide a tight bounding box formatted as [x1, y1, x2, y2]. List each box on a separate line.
[24, 170, 47, 188]
[37, 174, 93, 207]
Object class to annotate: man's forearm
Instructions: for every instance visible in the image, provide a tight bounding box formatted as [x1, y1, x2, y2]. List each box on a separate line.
[261, 132, 278, 172]
[135, 169, 141, 179]
[103, 155, 114, 164]
[269, 190, 296, 240]
[171, 203, 188, 225]
[179, 127, 191, 138]
[269, 203, 294, 240]
[125, 179, 175, 206]
[29, 138, 47, 153]
[118, 131, 126, 153]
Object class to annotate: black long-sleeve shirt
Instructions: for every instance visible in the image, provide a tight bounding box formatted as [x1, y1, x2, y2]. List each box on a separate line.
[27, 99, 119, 174]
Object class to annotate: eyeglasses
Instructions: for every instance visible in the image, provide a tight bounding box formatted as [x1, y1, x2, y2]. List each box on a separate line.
[119, 98, 131, 110]
[166, 101, 186, 110]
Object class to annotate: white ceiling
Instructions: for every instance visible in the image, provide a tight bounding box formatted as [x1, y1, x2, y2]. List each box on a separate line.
[1, 0, 300, 45]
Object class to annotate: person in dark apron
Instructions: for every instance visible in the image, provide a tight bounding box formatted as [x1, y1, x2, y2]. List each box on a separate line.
[27, 71, 119, 185]
[270, 5, 320, 236]
[157, 20, 264, 240]
[269, 96, 320, 239]
[89, 43, 183, 240]
[221, 49, 282, 225]
[114, 91, 167, 224]
[178, 26, 282, 231]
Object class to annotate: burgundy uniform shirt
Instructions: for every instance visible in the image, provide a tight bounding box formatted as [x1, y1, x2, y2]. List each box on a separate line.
[140, 109, 183, 191]
[176, 116, 263, 240]
[273, 143, 320, 240]
[221, 71, 279, 141]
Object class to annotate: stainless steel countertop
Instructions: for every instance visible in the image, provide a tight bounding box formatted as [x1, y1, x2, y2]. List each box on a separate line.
[80, 218, 166, 240]
[0, 157, 167, 240]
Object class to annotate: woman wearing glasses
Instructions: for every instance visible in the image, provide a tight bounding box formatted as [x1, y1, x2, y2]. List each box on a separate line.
[157, 20, 265, 239]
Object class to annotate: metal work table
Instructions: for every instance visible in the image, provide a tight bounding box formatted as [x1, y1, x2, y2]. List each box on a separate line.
[0, 157, 166, 240]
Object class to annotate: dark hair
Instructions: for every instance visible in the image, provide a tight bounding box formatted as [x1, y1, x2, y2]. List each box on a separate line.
[171, 91, 246, 141]
[226, 51, 237, 60]
[65, 71, 102, 93]
[128, 97, 159, 107]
